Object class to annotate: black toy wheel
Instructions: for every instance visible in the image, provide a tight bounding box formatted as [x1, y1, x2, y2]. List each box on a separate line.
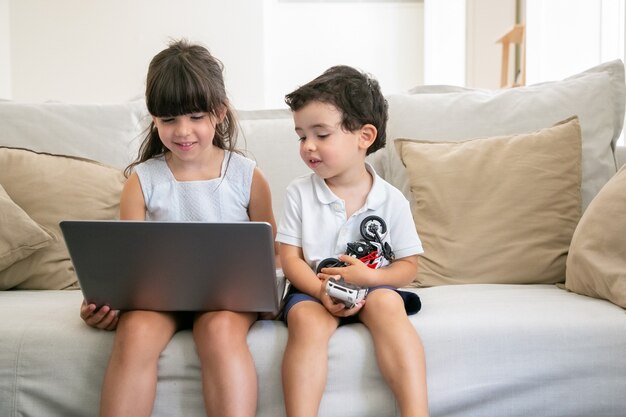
[360, 215, 387, 241]
[316, 257, 345, 274]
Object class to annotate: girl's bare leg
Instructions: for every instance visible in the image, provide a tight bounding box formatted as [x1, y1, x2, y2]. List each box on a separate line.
[100, 310, 178, 417]
[193, 310, 257, 417]
[282, 302, 339, 417]
[359, 289, 429, 417]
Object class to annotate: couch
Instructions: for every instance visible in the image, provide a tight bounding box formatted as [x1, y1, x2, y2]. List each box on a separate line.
[1, 60, 626, 417]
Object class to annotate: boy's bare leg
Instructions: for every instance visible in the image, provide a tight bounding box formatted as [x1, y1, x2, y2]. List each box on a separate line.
[282, 301, 339, 417]
[193, 310, 258, 417]
[359, 289, 429, 417]
[100, 310, 178, 417]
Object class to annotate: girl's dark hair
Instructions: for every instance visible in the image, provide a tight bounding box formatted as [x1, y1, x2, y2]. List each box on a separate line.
[125, 39, 238, 176]
[284, 65, 388, 155]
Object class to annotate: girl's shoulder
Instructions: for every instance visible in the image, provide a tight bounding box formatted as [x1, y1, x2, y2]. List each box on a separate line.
[133, 155, 171, 185]
[223, 151, 256, 177]
[227, 151, 256, 168]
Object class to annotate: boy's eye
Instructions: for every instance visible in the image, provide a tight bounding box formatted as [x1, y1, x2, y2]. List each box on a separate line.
[317, 133, 329, 139]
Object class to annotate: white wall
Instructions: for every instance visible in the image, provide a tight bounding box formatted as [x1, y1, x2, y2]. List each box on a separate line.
[466, 0, 516, 88]
[3, 0, 424, 109]
[5, 0, 265, 108]
[423, 0, 516, 88]
[0, 0, 10, 98]
[263, 0, 423, 108]
[526, 0, 625, 84]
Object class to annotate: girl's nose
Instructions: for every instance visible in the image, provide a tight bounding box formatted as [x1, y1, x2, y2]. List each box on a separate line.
[175, 120, 191, 137]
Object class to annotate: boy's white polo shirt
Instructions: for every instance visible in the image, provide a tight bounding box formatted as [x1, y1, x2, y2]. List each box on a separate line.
[277, 163, 423, 272]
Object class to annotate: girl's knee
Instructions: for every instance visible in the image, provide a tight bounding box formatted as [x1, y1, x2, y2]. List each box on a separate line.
[115, 312, 175, 350]
[193, 311, 254, 352]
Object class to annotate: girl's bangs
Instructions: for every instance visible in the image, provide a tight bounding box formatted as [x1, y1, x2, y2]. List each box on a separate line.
[148, 73, 211, 117]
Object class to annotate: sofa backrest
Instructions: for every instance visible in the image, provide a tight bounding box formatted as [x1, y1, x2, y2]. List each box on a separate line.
[1, 59, 625, 221]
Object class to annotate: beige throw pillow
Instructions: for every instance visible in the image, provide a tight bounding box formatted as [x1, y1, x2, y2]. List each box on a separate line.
[0, 184, 54, 287]
[565, 164, 626, 308]
[0, 147, 125, 290]
[396, 117, 582, 287]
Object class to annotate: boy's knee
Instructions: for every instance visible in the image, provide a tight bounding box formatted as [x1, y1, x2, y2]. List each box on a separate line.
[362, 289, 404, 317]
[287, 302, 337, 340]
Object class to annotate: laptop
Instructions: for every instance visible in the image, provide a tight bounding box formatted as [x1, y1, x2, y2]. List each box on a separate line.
[60, 220, 283, 313]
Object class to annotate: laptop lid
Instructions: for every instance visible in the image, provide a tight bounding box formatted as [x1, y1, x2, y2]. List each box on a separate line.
[60, 220, 280, 313]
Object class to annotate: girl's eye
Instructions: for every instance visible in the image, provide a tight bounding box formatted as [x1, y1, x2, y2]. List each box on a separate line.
[160, 117, 175, 123]
[190, 114, 205, 120]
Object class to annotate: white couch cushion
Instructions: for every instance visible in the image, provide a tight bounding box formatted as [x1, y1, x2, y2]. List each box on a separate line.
[368, 60, 625, 211]
[237, 109, 310, 222]
[0, 99, 148, 169]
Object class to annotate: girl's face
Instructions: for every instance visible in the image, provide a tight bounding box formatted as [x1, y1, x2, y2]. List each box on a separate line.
[152, 111, 222, 162]
[294, 101, 372, 182]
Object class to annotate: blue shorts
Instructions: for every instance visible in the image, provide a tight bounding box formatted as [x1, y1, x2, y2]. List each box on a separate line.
[282, 285, 421, 325]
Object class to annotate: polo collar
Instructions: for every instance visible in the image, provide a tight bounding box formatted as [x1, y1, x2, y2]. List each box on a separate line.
[312, 163, 387, 210]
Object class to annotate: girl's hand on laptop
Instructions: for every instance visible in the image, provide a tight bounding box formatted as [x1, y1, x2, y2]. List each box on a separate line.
[80, 300, 119, 331]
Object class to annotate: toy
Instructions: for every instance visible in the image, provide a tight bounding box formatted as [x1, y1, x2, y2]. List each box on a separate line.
[317, 215, 394, 272]
[325, 277, 368, 309]
[317, 216, 394, 308]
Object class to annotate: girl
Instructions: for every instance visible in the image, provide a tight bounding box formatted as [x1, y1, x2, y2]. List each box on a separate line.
[79, 39, 277, 417]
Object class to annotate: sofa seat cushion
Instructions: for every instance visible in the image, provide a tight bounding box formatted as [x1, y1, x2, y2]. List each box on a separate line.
[0, 147, 125, 290]
[1, 286, 625, 417]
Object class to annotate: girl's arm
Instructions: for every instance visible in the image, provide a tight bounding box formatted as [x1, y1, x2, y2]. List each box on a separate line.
[80, 172, 146, 330]
[119, 172, 147, 221]
[248, 167, 280, 263]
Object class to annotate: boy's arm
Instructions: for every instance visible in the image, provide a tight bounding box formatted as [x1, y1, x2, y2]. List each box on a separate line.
[321, 254, 419, 288]
[281, 243, 363, 316]
[280, 243, 324, 299]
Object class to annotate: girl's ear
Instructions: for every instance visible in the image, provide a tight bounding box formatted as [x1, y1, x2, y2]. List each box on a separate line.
[359, 124, 377, 151]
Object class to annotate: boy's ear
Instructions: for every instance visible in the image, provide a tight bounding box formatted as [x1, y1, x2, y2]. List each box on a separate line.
[359, 124, 377, 150]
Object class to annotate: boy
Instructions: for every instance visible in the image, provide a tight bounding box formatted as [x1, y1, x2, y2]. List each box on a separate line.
[277, 65, 429, 417]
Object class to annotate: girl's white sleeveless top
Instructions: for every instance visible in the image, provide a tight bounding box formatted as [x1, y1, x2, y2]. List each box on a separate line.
[134, 151, 255, 222]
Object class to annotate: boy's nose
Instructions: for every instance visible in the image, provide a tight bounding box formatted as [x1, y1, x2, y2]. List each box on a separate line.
[301, 137, 315, 151]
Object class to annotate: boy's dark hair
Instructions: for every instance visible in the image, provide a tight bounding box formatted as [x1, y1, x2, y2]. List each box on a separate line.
[126, 39, 238, 176]
[284, 65, 388, 155]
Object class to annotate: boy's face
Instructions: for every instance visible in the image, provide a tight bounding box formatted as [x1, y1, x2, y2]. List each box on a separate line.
[293, 101, 374, 182]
